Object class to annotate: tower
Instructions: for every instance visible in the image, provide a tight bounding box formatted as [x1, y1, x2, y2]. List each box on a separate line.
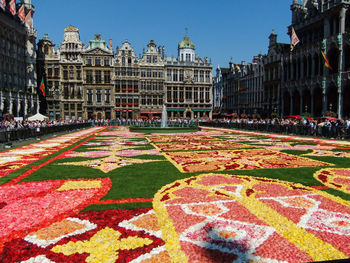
[178, 29, 195, 62]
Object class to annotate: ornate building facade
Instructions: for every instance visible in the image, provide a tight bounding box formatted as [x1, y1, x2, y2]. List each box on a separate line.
[37, 34, 60, 120]
[264, 32, 289, 117]
[282, 0, 350, 118]
[37, 28, 213, 120]
[139, 40, 164, 118]
[114, 40, 140, 119]
[82, 34, 114, 120]
[0, 0, 38, 119]
[221, 56, 264, 116]
[165, 35, 212, 119]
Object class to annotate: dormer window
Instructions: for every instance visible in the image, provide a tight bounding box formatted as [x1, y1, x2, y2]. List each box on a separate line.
[186, 54, 191, 62]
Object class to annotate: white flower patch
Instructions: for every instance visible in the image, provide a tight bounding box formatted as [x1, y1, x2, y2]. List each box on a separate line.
[24, 217, 97, 248]
[21, 255, 56, 263]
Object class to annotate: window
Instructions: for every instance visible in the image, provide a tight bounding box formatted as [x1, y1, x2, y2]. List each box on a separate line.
[95, 70, 101, 84]
[153, 56, 157, 63]
[205, 71, 210, 83]
[194, 87, 198, 100]
[64, 84, 68, 99]
[86, 70, 93, 83]
[105, 89, 111, 103]
[179, 87, 184, 100]
[77, 104, 82, 111]
[153, 96, 157, 105]
[69, 69, 74, 79]
[77, 70, 81, 80]
[77, 86, 82, 98]
[194, 70, 198, 82]
[95, 58, 101, 66]
[48, 68, 52, 76]
[54, 67, 59, 76]
[104, 71, 110, 83]
[147, 69, 151, 78]
[153, 70, 157, 78]
[104, 58, 110, 66]
[153, 82, 157, 91]
[141, 70, 146, 77]
[200, 71, 204, 82]
[158, 95, 163, 105]
[147, 56, 151, 63]
[141, 81, 146, 91]
[167, 87, 172, 101]
[87, 89, 93, 102]
[63, 70, 68, 80]
[141, 97, 146, 105]
[122, 57, 125, 66]
[167, 70, 171, 81]
[147, 81, 151, 91]
[115, 81, 121, 92]
[70, 103, 75, 110]
[173, 70, 178, 81]
[173, 87, 178, 100]
[179, 70, 184, 81]
[128, 57, 132, 65]
[159, 70, 163, 79]
[64, 104, 69, 110]
[96, 89, 102, 102]
[70, 84, 75, 98]
[86, 58, 92, 65]
[186, 54, 191, 61]
[205, 88, 210, 100]
[185, 87, 192, 100]
[200, 87, 204, 100]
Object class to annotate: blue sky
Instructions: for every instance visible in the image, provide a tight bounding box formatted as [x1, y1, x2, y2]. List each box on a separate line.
[31, 0, 292, 69]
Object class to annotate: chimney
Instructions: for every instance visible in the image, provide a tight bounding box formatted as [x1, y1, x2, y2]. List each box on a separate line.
[109, 39, 113, 50]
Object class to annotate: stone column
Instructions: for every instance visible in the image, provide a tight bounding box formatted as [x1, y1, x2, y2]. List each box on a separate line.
[322, 81, 328, 116]
[290, 91, 294, 115]
[310, 88, 315, 117]
[338, 85, 343, 119]
[300, 89, 304, 114]
[311, 54, 316, 77]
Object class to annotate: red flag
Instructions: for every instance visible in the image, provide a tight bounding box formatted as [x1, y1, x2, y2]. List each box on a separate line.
[18, 5, 25, 22]
[39, 77, 46, 97]
[25, 10, 32, 28]
[8, 0, 16, 15]
[321, 50, 333, 71]
[0, 0, 5, 11]
[290, 27, 300, 51]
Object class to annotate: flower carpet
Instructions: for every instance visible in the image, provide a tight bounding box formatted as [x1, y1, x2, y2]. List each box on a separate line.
[314, 168, 350, 194]
[0, 126, 350, 262]
[151, 140, 254, 152]
[163, 149, 331, 173]
[0, 127, 104, 178]
[153, 173, 350, 262]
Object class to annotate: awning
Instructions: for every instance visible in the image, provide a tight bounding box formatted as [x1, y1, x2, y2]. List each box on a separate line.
[167, 109, 185, 112]
[128, 110, 133, 112]
[193, 109, 211, 112]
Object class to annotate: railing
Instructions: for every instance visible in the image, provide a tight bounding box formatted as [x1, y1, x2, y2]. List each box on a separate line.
[200, 121, 350, 139]
[0, 123, 92, 143]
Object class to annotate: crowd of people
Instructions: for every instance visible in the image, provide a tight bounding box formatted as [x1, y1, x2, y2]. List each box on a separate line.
[1, 115, 350, 142]
[205, 117, 350, 139]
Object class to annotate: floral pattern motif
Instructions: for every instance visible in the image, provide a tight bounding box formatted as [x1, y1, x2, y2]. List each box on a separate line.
[153, 174, 350, 262]
[164, 149, 331, 173]
[0, 127, 104, 177]
[314, 168, 350, 194]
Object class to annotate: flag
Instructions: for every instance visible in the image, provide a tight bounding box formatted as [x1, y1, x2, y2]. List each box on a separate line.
[25, 10, 32, 28]
[39, 77, 46, 97]
[321, 50, 333, 71]
[290, 27, 300, 51]
[18, 5, 25, 22]
[8, 0, 16, 15]
[0, 0, 5, 11]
